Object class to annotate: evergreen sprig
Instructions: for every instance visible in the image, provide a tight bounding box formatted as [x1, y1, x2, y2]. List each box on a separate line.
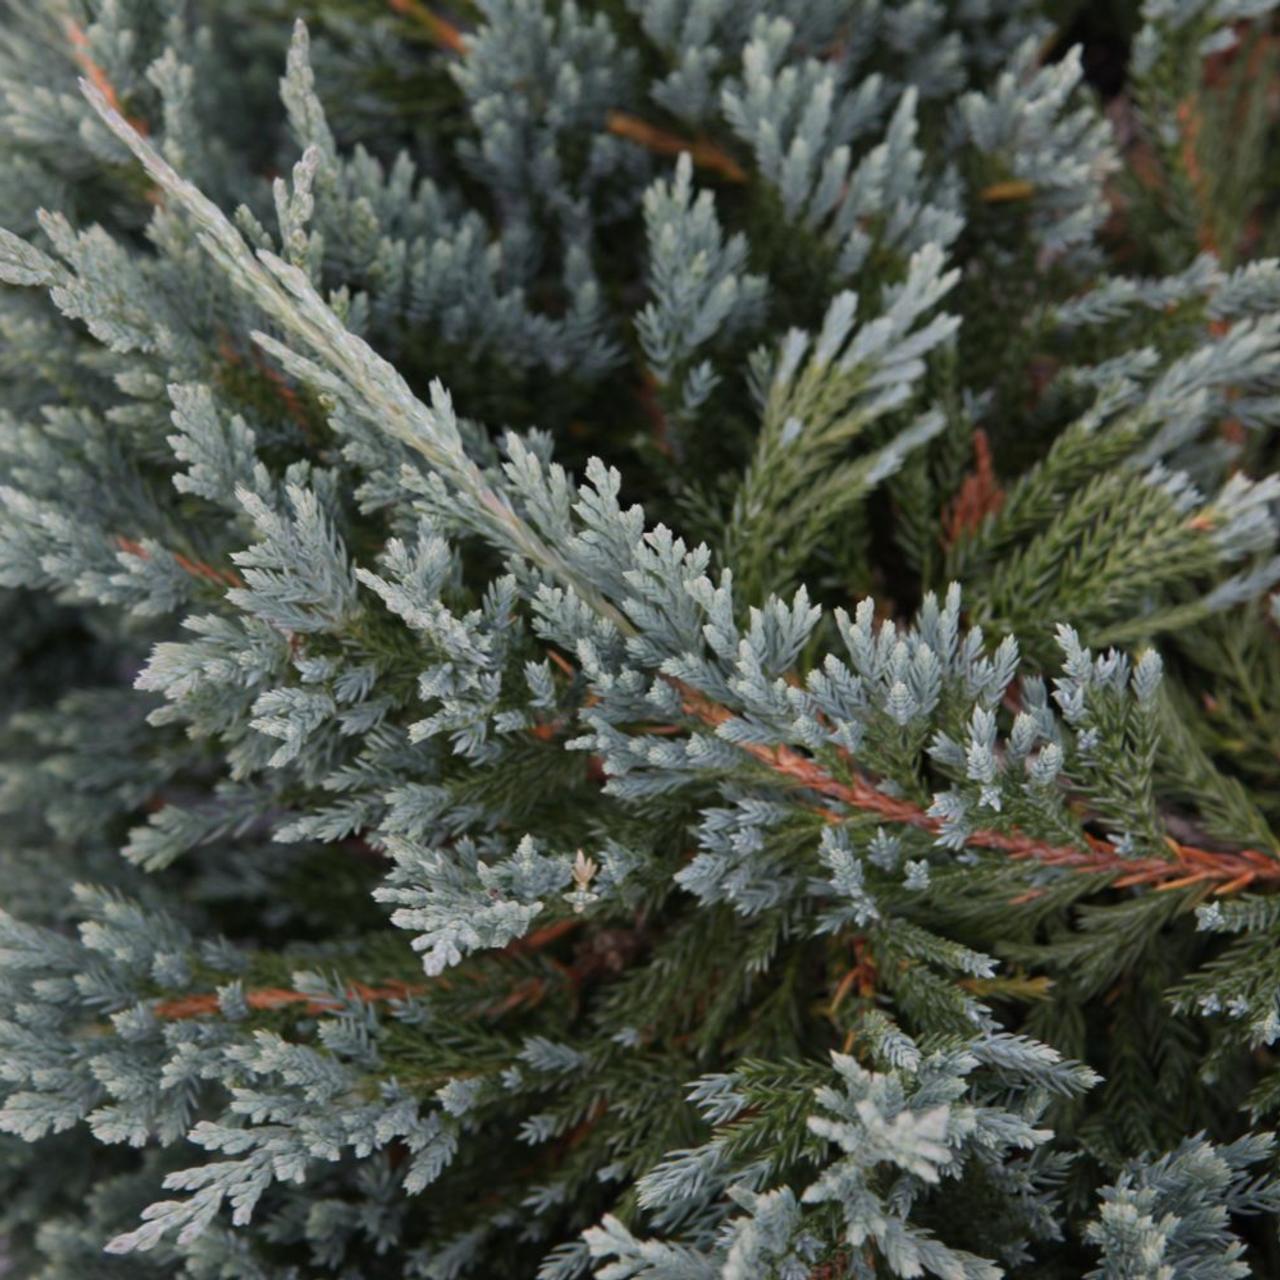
[3, 1, 1280, 1276]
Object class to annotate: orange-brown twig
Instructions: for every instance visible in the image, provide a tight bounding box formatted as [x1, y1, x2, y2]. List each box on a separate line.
[153, 919, 586, 1021]
[384, 4, 746, 183]
[605, 111, 746, 184]
[1175, 95, 1218, 255]
[1172, 18, 1280, 257]
[486, 975, 548, 1017]
[115, 536, 244, 589]
[808, 1258, 854, 1280]
[828, 937, 877, 1015]
[668, 677, 1280, 896]
[216, 334, 316, 438]
[563, 1097, 609, 1149]
[65, 19, 149, 136]
[979, 179, 1035, 204]
[387, 0, 468, 53]
[638, 368, 674, 458]
[547, 649, 576, 679]
[942, 428, 1004, 548]
[505, 917, 584, 955]
[154, 979, 423, 1020]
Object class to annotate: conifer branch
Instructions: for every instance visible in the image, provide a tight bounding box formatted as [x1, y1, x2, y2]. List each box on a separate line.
[6, 8, 1280, 1271]
[604, 110, 747, 184]
[85, 75, 1280, 916]
[152, 920, 587, 1021]
[942, 428, 1004, 549]
[154, 979, 424, 1020]
[64, 17, 149, 136]
[385, 2, 747, 182]
[672, 677, 1280, 894]
[386, 0, 467, 54]
[115, 535, 245, 589]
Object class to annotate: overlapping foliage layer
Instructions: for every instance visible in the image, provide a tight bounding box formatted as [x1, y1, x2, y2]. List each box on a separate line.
[4, 1, 1280, 1275]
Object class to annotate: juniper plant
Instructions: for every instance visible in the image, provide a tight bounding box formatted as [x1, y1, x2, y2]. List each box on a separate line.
[3, 1, 1280, 1276]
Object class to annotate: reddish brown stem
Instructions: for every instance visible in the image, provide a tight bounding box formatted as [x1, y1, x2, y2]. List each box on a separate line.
[504, 918, 584, 955]
[153, 920, 586, 1021]
[387, 0, 468, 53]
[383, 5, 746, 183]
[115, 536, 244, 589]
[942, 428, 1004, 549]
[979, 179, 1035, 203]
[605, 110, 746, 183]
[154, 979, 423, 1020]
[216, 334, 317, 439]
[669, 678, 1280, 896]
[66, 19, 149, 136]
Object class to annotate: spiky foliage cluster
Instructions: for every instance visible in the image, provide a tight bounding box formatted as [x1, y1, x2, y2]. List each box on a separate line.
[4, 0, 1280, 1275]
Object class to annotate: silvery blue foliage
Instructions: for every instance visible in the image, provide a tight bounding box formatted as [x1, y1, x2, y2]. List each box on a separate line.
[452, 0, 646, 277]
[722, 23, 963, 278]
[636, 153, 766, 437]
[722, 244, 958, 593]
[0, 887, 455, 1259]
[957, 39, 1118, 256]
[2, 2, 1280, 1275]
[279, 17, 624, 380]
[589, 1030, 1096, 1280]
[376, 833, 573, 975]
[1086, 1134, 1280, 1280]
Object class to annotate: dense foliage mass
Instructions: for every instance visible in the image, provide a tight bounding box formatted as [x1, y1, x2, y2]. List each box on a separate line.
[5, 0, 1280, 1275]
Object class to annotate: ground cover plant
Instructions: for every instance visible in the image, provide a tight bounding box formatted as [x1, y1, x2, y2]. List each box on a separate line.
[4, 0, 1280, 1275]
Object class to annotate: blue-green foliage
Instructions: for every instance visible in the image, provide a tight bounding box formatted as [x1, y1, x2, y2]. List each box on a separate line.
[2, 0, 1280, 1276]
